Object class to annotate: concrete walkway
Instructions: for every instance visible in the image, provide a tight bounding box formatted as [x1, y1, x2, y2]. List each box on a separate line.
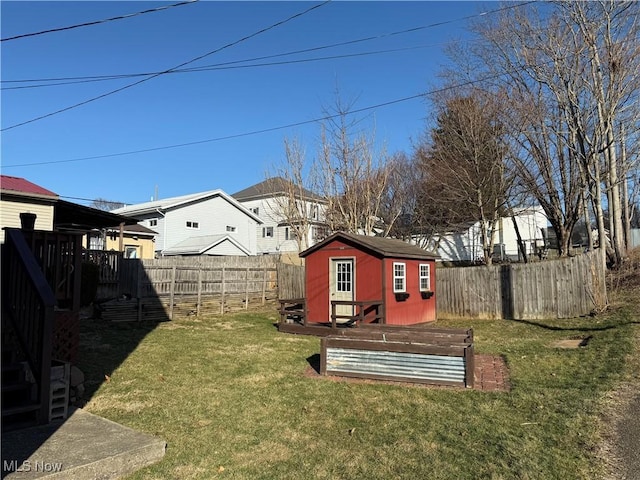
[614, 392, 640, 480]
[1, 407, 166, 480]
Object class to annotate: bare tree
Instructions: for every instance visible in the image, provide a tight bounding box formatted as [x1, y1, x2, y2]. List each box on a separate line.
[268, 138, 326, 252]
[315, 94, 395, 236]
[89, 198, 125, 211]
[379, 152, 417, 239]
[414, 92, 509, 264]
[443, 1, 640, 270]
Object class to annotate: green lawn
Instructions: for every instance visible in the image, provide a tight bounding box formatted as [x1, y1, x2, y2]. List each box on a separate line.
[79, 291, 639, 480]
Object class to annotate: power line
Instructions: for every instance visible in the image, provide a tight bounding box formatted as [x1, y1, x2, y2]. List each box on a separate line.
[1, 44, 449, 91]
[1, 0, 332, 132]
[2, 1, 535, 89]
[0, 70, 521, 169]
[1, 1, 199, 42]
[1, 1, 541, 168]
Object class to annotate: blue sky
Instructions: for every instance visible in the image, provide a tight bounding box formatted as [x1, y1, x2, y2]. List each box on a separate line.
[2, 1, 498, 206]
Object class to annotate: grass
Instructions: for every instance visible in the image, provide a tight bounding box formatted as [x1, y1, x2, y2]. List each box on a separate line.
[79, 287, 639, 479]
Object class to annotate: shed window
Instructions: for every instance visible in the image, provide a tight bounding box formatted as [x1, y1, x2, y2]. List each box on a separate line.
[419, 264, 431, 291]
[186, 221, 199, 229]
[262, 226, 274, 238]
[336, 261, 353, 292]
[393, 262, 406, 292]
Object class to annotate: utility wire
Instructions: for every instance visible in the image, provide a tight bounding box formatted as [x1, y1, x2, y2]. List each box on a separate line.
[3, 1, 535, 88]
[1, 0, 331, 132]
[0, 68, 537, 169]
[1, 43, 448, 91]
[1, 1, 541, 168]
[1, 1, 199, 42]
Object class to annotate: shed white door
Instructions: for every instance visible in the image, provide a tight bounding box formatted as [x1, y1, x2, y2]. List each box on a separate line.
[330, 258, 355, 322]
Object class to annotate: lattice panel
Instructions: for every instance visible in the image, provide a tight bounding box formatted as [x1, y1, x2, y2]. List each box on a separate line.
[53, 310, 80, 364]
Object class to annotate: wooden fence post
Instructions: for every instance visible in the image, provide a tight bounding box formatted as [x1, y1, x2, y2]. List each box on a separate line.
[136, 261, 143, 299]
[220, 266, 226, 314]
[197, 267, 202, 317]
[262, 266, 267, 304]
[169, 265, 176, 320]
[244, 267, 249, 309]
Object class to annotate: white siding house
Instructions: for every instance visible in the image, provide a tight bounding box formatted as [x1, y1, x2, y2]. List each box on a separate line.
[232, 178, 328, 258]
[432, 206, 548, 263]
[112, 190, 262, 257]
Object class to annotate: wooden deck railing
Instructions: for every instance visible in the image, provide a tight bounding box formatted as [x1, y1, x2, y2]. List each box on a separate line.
[279, 298, 307, 325]
[22, 230, 83, 311]
[330, 300, 384, 328]
[2, 228, 56, 424]
[278, 299, 385, 330]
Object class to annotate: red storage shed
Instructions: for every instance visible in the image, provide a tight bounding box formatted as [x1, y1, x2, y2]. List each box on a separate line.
[299, 232, 439, 326]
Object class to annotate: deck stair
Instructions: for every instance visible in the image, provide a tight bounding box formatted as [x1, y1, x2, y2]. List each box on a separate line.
[2, 316, 40, 430]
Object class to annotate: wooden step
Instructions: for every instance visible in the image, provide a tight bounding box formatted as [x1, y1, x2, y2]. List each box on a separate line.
[1, 402, 40, 417]
[1, 383, 31, 393]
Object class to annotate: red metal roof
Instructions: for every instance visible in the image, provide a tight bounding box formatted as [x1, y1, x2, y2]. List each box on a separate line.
[0, 175, 58, 198]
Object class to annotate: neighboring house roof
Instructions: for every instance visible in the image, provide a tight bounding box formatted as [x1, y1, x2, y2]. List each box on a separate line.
[105, 223, 157, 236]
[0, 175, 58, 200]
[0, 175, 134, 231]
[300, 231, 439, 260]
[232, 177, 325, 203]
[54, 199, 137, 231]
[162, 234, 250, 256]
[112, 189, 262, 223]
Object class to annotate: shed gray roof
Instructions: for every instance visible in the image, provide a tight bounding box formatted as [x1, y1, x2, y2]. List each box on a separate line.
[300, 231, 439, 260]
[232, 177, 324, 202]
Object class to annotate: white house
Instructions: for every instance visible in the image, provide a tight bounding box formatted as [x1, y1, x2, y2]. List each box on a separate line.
[431, 206, 549, 263]
[232, 177, 329, 259]
[112, 190, 262, 257]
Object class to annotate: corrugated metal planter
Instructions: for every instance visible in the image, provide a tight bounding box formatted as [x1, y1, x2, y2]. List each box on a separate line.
[320, 328, 474, 388]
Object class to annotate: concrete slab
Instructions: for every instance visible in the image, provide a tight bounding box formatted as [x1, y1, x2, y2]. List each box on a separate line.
[2, 407, 166, 480]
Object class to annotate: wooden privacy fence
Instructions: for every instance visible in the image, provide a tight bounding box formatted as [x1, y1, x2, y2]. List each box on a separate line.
[87, 254, 284, 321]
[120, 259, 277, 319]
[437, 250, 606, 320]
[84, 250, 122, 300]
[277, 263, 305, 300]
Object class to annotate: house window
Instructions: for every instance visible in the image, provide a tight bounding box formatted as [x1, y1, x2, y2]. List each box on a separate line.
[149, 219, 158, 227]
[262, 226, 274, 238]
[284, 227, 289, 240]
[419, 264, 431, 291]
[186, 221, 199, 229]
[393, 262, 406, 292]
[226, 225, 236, 232]
[251, 207, 259, 215]
[312, 226, 329, 242]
